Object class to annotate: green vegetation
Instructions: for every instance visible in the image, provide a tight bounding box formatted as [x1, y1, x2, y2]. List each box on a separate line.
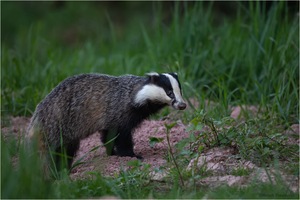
[1, 1, 299, 199]
[187, 110, 299, 172]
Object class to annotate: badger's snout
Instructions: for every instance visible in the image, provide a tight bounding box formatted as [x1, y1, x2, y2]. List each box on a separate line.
[173, 101, 187, 110]
[177, 102, 187, 110]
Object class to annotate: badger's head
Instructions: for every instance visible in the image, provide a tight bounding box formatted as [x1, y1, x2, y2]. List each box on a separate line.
[134, 72, 187, 110]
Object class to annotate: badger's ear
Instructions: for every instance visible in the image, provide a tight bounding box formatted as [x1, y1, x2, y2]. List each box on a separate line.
[169, 72, 178, 79]
[146, 72, 160, 83]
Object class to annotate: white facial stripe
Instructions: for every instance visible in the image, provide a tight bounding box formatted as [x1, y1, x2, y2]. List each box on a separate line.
[134, 84, 172, 106]
[163, 73, 185, 103]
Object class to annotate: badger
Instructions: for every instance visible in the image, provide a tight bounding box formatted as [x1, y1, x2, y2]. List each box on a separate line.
[27, 72, 186, 171]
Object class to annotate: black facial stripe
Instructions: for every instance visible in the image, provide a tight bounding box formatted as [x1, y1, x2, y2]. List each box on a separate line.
[146, 73, 182, 99]
[168, 72, 178, 79]
[167, 90, 175, 99]
[171, 99, 176, 105]
[152, 74, 173, 94]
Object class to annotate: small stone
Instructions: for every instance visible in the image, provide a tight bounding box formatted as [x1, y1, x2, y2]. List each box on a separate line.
[149, 171, 168, 181]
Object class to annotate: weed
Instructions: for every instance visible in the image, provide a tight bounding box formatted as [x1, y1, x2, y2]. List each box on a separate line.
[164, 122, 185, 187]
[187, 110, 299, 170]
[231, 167, 251, 176]
[207, 182, 299, 199]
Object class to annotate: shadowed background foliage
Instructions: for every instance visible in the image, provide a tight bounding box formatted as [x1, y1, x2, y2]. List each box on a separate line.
[2, 1, 299, 123]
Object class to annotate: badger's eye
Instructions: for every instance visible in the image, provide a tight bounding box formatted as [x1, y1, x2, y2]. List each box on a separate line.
[167, 90, 175, 99]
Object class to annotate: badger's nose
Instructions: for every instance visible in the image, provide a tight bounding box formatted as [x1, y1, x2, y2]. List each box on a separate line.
[178, 102, 187, 110]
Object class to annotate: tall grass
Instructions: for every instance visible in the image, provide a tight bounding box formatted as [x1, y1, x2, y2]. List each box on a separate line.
[149, 1, 298, 122]
[2, 2, 299, 122]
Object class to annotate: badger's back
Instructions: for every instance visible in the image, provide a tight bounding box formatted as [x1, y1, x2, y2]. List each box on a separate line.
[28, 74, 146, 148]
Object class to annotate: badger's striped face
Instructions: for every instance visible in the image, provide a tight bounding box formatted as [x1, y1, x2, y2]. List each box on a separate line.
[134, 72, 187, 110]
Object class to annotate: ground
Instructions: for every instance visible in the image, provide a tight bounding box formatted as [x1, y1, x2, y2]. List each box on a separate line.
[1, 112, 299, 193]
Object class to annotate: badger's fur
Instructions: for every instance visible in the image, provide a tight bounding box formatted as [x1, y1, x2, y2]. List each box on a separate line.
[27, 72, 186, 170]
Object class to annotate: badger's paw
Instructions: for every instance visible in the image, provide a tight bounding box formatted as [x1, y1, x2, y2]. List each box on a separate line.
[134, 154, 144, 160]
[115, 149, 143, 160]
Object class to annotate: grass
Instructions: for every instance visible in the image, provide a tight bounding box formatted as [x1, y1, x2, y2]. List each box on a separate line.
[1, 1, 299, 199]
[2, 135, 298, 199]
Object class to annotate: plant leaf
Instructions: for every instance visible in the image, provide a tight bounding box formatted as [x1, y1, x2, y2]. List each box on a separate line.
[149, 137, 164, 147]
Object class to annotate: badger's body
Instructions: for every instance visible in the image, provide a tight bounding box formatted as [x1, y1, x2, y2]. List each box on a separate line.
[27, 72, 186, 170]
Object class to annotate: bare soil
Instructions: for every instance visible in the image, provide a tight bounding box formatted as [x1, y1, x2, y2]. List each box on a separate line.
[70, 120, 187, 179]
[1, 112, 299, 192]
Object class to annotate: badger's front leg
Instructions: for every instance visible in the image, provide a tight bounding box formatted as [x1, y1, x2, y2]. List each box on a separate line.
[101, 129, 117, 156]
[115, 128, 142, 159]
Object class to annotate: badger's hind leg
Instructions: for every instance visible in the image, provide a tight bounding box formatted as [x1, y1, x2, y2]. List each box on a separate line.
[66, 140, 80, 169]
[114, 128, 143, 159]
[54, 140, 80, 171]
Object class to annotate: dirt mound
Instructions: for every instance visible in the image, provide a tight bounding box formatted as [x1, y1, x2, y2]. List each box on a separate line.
[2, 116, 299, 192]
[71, 120, 187, 179]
